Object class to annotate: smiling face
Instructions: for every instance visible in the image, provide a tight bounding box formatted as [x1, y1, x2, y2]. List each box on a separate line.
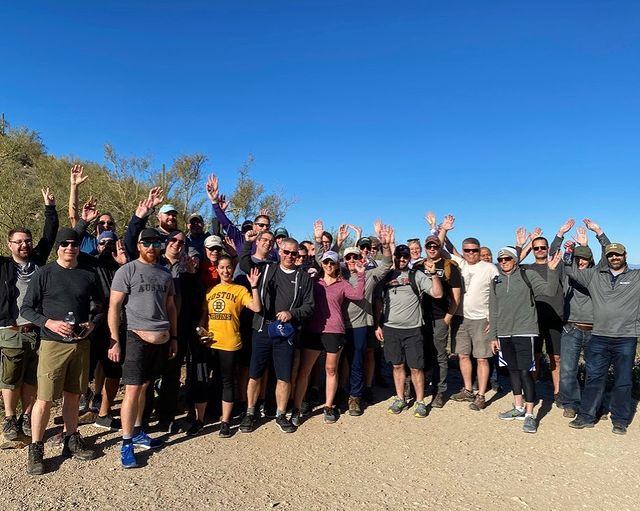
[57, 239, 80, 265]
[217, 257, 234, 283]
[344, 252, 361, 272]
[408, 241, 422, 260]
[606, 252, 626, 271]
[498, 256, 516, 274]
[424, 242, 441, 262]
[7, 230, 33, 262]
[462, 242, 481, 265]
[166, 232, 185, 259]
[279, 241, 299, 270]
[158, 210, 178, 231]
[480, 247, 492, 263]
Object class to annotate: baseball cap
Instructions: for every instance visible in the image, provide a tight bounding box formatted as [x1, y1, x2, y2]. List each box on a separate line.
[574, 246, 593, 260]
[97, 231, 118, 243]
[138, 228, 161, 241]
[394, 244, 411, 257]
[356, 237, 371, 248]
[241, 220, 254, 233]
[343, 247, 360, 257]
[204, 235, 224, 249]
[187, 213, 203, 223]
[274, 227, 289, 238]
[321, 251, 339, 263]
[605, 243, 626, 255]
[159, 204, 178, 214]
[425, 235, 441, 247]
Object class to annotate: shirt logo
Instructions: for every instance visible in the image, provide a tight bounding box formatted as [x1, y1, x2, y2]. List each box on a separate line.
[212, 299, 226, 312]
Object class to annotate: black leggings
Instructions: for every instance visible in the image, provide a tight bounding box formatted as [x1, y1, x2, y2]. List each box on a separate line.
[188, 343, 237, 404]
[212, 349, 237, 403]
[500, 336, 536, 403]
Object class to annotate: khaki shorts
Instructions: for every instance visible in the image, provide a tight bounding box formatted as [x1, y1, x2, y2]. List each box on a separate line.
[0, 330, 39, 390]
[452, 317, 492, 359]
[37, 339, 90, 401]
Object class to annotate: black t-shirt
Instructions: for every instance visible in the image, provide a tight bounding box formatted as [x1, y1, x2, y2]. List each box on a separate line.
[425, 259, 462, 320]
[264, 267, 297, 321]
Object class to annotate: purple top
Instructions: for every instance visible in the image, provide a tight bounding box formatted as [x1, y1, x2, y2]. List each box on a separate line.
[307, 272, 365, 334]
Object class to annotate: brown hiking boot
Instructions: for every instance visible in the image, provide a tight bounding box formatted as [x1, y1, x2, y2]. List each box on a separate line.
[451, 388, 475, 402]
[61, 432, 97, 461]
[348, 396, 363, 417]
[27, 441, 45, 475]
[469, 394, 486, 411]
[431, 392, 446, 409]
[563, 408, 577, 418]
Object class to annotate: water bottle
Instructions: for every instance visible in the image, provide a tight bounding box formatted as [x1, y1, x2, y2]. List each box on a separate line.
[63, 311, 76, 341]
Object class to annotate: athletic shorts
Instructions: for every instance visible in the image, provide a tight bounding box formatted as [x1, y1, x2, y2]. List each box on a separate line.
[452, 317, 492, 359]
[499, 336, 535, 372]
[535, 306, 563, 356]
[121, 331, 168, 386]
[302, 332, 345, 354]
[0, 330, 39, 390]
[37, 339, 90, 401]
[249, 328, 295, 383]
[90, 325, 124, 380]
[382, 326, 424, 370]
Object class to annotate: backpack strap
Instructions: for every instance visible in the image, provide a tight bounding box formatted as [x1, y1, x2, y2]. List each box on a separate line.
[519, 267, 536, 307]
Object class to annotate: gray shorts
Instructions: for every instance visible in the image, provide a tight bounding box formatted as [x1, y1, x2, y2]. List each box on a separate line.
[452, 317, 492, 359]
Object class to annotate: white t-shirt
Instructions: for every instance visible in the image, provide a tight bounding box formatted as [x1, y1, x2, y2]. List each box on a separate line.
[452, 254, 499, 320]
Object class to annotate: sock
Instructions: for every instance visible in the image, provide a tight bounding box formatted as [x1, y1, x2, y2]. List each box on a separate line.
[276, 410, 286, 418]
[515, 405, 525, 412]
[246, 407, 255, 416]
[525, 413, 535, 418]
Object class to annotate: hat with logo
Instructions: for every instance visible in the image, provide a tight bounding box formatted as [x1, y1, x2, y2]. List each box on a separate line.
[138, 228, 161, 241]
[605, 243, 626, 255]
[274, 227, 289, 238]
[424, 235, 441, 247]
[356, 237, 372, 248]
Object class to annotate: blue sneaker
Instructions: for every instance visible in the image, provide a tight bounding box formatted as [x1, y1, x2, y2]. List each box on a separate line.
[121, 443, 138, 469]
[132, 430, 164, 450]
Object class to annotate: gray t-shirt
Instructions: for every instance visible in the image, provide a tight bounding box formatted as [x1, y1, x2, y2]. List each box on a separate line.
[15, 261, 39, 326]
[111, 260, 175, 331]
[381, 269, 433, 329]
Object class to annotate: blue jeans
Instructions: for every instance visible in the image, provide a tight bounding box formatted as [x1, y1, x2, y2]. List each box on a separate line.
[559, 326, 591, 410]
[345, 327, 369, 398]
[578, 335, 637, 426]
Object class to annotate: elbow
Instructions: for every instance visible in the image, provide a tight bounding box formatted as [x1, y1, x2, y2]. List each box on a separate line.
[431, 289, 444, 299]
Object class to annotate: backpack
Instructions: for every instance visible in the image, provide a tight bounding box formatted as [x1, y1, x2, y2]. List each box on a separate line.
[493, 267, 535, 307]
[383, 268, 423, 300]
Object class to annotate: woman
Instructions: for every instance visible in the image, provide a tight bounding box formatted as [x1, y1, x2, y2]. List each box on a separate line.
[188, 256, 261, 437]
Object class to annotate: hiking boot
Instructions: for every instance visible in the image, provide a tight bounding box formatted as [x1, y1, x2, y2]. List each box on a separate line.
[563, 408, 577, 419]
[27, 441, 45, 475]
[19, 413, 32, 437]
[431, 392, 446, 409]
[90, 393, 102, 413]
[186, 420, 204, 437]
[275, 415, 296, 433]
[94, 414, 121, 431]
[79, 388, 93, 413]
[348, 396, 363, 417]
[62, 432, 97, 461]
[132, 430, 164, 450]
[469, 394, 486, 411]
[451, 388, 475, 402]
[120, 443, 138, 469]
[568, 417, 594, 429]
[3, 415, 19, 441]
[498, 407, 526, 421]
[523, 415, 538, 433]
[413, 400, 428, 418]
[388, 397, 408, 414]
[323, 406, 337, 424]
[612, 424, 628, 435]
[290, 408, 302, 427]
[239, 413, 256, 433]
[219, 421, 231, 438]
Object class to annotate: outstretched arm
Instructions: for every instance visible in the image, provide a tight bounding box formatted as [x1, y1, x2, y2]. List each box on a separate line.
[68, 164, 88, 227]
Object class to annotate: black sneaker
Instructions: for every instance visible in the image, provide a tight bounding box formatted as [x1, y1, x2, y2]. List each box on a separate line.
[300, 400, 312, 417]
[90, 393, 102, 413]
[290, 408, 302, 427]
[275, 415, 296, 433]
[186, 420, 204, 437]
[3, 415, 19, 441]
[27, 441, 45, 475]
[568, 417, 595, 430]
[239, 413, 256, 433]
[323, 406, 338, 424]
[19, 413, 32, 437]
[219, 421, 231, 438]
[612, 424, 627, 435]
[62, 432, 97, 461]
[94, 414, 121, 431]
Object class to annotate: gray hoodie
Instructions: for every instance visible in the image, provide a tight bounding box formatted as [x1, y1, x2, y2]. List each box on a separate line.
[342, 255, 392, 329]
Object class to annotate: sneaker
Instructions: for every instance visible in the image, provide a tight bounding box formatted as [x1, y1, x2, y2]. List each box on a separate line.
[388, 397, 408, 415]
[275, 415, 296, 433]
[323, 406, 337, 424]
[563, 408, 577, 419]
[568, 417, 595, 429]
[290, 408, 302, 427]
[469, 394, 486, 411]
[451, 388, 475, 402]
[120, 443, 138, 469]
[19, 413, 32, 437]
[612, 424, 627, 435]
[132, 430, 164, 450]
[3, 415, 19, 441]
[300, 401, 312, 417]
[90, 393, 102, 413]
[239, 413, 256, 433]
[523, 415, 537, 433]
[27, 441, 45, 475]
[94, 414, 121, 431]
[219, 421, 231, 438]
[413, 400, 428, 418]
[554, 393, 562, 408]
[79, 388, 93, 413]
[348, 396, 363, 417]
[186, 420, 204, 437]
[431, 392, 446, 409]
[498, 407, 526, 421]
[62, 432, 97, 460]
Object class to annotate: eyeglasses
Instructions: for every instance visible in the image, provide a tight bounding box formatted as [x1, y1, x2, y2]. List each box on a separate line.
[168, 238, 185, 246]
[140, 240, 161, 248]
[59, 241, 79, 248]
[344, 254, 361, 261]
[532, 246, 548, 251]
[189, 219, 203, 224]
[282, 249, 299, 257]
[463, 248, 480, 253]
[98, 240, 115, 246]
[425, 244, 439, 250]
[497, 257, 513, 263]
[9, 239, 33, 245]
[206, 246, 222, 252]
[606, 252, 623, 258]
[98, 220, 114, 226]
[255, 222, 270, 229]
[322, 260, 337, 265]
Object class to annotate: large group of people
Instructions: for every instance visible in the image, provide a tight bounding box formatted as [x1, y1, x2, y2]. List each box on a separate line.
[0, 166, 637, 476]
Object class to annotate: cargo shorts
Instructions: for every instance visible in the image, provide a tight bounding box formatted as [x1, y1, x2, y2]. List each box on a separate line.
[0, 329, 39, 390]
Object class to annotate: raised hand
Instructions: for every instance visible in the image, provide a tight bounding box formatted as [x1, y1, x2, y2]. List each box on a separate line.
[424, 260, 437, 274]
[206, 174, 219, 203]
[515, 227, 529, 247]
[259, 208, 270, 218]
[41, 187, 55, 206]
[223, 236, 237, 257]
[572, 226, 588, 246]
[355, 260, 366, 274]
[373, 219, 383, 237]
[557, 218, 575, 237]
[113, 240, 128, 265]
[441, 214, 455, 232]
[547, 250, 562, 270]
[70, 164, 88, 186]
[148, 186, 164, 208]
[247, 267, 261, 287]
[349, 224, 363, 240]
[564, 240, 576, 251]
[219, 193, 229, 211]
[135, 198, 153, 219]
[245, 229, 258, 242]
[583, 218, 603, 235]
[531, 227, 543, 239]
[336, 224, 349, 245]
[81, 196, 99, 223]
[425, 211, 436, 229]
[313, 219, 324, 242]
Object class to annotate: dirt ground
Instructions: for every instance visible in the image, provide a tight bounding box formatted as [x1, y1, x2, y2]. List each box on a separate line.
[0, 376, 638, 511]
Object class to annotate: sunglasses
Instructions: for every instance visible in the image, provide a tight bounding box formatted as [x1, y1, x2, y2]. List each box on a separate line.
[532, 246, 548, 251]
[322, 259, 337, 265]
[497, 257, 513, 263]
[463, 248, 480, 253]
[282, 249, 299, 257]
[606, 252, 623, 258]
[206, 246, 222, 252]
[98, 220, 114, 226]
[98, 239, 115, 246]
[168, 238, 185, 246]
[425, 244, 439, 249]
[59, 241, 79, 248]
[359, 245, 371, 250]
[344, 254, 361, 261]
[255, 222, 270, 229]
[140, 240, 161, 248]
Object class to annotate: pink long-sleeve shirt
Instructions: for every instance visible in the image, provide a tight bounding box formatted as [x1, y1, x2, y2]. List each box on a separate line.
[306, 273, 365, 334]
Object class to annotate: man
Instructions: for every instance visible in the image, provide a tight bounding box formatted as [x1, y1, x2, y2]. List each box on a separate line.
[480, 247, 493, 264]
[123, 187, 165, 260]
[107, 228, 178, 468]
[375, 244, 442, 418]
[565, 235, 640, 435]
[238, 233, 314, 433]
[186, 214, 211, 260]
[439, 219, 499, 411]
[274, 227, 290, 248]
[420, 235, 462, 408]
[0, 188, 58, 441]
[21, 228, 104, 475]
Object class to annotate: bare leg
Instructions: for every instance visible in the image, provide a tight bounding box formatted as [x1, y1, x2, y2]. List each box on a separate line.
[30, 399, 53, 442]
[458, 354, 473, 390]
[1, 388, 19, 416]
[293, 349, 321, 408]
[121, 385, 144, 437]
[21, 383, 37, 415]
[324, 350, 342, 408]
[410, 368, 425, 402]
[98, 377, 119, 417]
[275, 380, 291, 413]
[194, 402, 207, 422]
[477, 358, 490, 396]
[246, 378, 261, 409]
[62, 392, 80, 435]
[551, 354, 561, 395]
[221, 400, 233, 423]
[392, 364, 406, 400]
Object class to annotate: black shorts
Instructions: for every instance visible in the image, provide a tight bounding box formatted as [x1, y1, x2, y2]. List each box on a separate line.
[535, 305, 563, 356]
[248, 329, 295, 383]
[121, 331, 168, 386]
[382, 326, 424, 369]
[500, 336, 535, 372]
[302, 332, 345, 354]
[90, 325, 124, 380]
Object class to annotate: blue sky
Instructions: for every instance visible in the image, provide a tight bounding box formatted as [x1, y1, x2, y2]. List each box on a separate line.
[2, 2, 639, 260]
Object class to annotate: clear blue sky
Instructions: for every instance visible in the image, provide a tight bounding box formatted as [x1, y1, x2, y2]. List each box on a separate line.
[2, 2, 639, 260]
